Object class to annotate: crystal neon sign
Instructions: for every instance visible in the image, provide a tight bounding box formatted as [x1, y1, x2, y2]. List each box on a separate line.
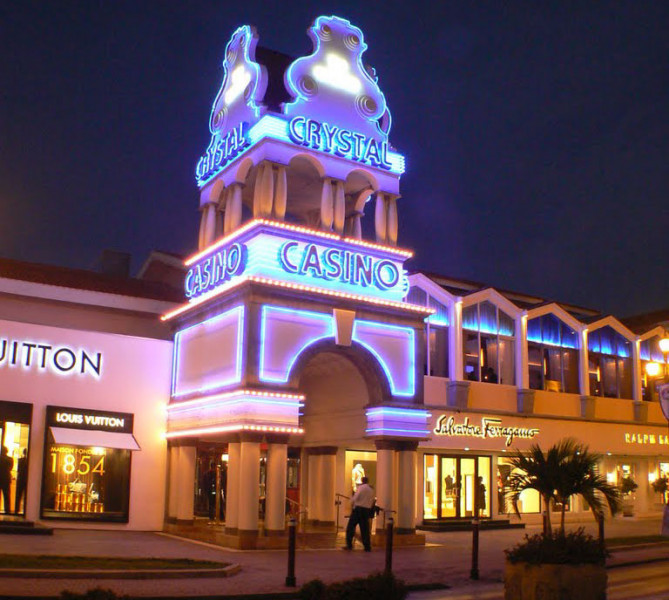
[185, 242, 247, 299]
[287, 116, 392, 170]
[279, 241, 400, 291]
[196, 122, 248, 184]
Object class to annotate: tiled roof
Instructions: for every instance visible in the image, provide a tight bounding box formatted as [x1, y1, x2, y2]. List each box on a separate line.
[0, 256, 184, 303]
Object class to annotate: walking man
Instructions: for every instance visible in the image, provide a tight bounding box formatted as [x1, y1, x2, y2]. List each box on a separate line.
[345, 476, 375, 551]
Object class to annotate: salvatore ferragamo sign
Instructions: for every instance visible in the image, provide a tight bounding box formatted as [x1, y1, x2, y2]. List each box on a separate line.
[434, 415, 540, 447]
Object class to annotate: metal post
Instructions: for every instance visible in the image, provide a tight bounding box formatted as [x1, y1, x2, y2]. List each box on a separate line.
[542, 510, 548, 535]
[214, 464, 221, 524]
[470, 518, 479, 580]
[285, 517, 297, 587]
[385, 516, 394, 575]
[598, 515, 605, 550]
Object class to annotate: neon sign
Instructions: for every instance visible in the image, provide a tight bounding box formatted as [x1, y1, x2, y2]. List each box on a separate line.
[185, 242, 247, 299]
[279, 241, 399, 291]
[183, 222, 408, 303]
[0, 338, 102, 378]
[288, 116, 391, 170]
[196, 122, 249, 184]
[434, 415, 540, 447]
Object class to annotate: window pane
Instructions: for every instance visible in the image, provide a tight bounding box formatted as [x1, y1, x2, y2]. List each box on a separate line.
[406, 287, 427, 306]
[428, 327, 449, 377]
[601, 356, 618, 397]
[545, 347, 562, 392]
[589, 355, 602, 396]
[481, 335, 499, 383]
[498, 311, 514, 337]
[462, 304, 478, 331]
[480, 301, 498, 335]
[528, 343, 543, 391]
[527, 317, 542, 343]
[542, 314, 561, 346]
[618, 357, 633, 399]
[562, 349, 579, 394]
[499, 338, 515, 385]
[464, 333, 480, 381]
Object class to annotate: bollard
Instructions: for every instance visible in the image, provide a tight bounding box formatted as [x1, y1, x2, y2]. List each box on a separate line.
[286, 517, 297, 587]
[470, 518, 479, 580]
[385, 516, 394, 575]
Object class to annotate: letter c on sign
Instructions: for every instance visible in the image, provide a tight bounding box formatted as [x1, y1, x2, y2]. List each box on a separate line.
[279, 241, 300, 273]
[288, 117, 306, 145]
[184, 269, 195, 298]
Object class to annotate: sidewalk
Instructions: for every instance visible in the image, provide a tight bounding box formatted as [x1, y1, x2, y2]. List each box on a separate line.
[0, 517, 666, 599]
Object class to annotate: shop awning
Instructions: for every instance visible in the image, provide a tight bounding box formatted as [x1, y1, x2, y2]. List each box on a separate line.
[49, 427, 141, 451]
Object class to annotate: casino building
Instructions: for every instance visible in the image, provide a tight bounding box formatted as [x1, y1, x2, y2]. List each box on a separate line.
[1, 16, 667, 546]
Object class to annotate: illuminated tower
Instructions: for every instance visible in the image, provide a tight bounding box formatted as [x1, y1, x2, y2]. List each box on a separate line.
[164, 16, 432, 548]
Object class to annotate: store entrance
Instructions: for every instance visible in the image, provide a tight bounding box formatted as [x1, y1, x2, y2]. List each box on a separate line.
[424, 454, 491, 520]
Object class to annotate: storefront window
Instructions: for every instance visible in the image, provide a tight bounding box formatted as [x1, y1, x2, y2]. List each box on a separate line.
[588, 327, 633, 399]
[428, 325, 449, 377]
[194, 445, 227, 520]
[497, 457, 541, 514]
[527, 314, 579, 394]
[0, 400, 32, 516]
[640, 336, 667, 401]
[41, 406, 137, 523]
[463, 301, 515, 385]
[345, 450, 376, 495]
[423, 454, 491, 520]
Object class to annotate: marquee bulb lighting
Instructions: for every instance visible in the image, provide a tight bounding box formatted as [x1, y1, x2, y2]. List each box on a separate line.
[165, 424, 304, 439]
[185, 219, 413, 266]
[167, 389, 305, 410]
[162, 273, 434, 321]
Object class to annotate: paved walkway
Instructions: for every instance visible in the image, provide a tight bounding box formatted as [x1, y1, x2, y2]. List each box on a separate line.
[0, 517, 667, 598]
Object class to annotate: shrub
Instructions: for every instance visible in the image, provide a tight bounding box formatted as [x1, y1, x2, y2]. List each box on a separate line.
[60, 589, 130, 600]
[298, 572, 407, 600]
[505, 528, 608, 566]
[620, 476, 638, 495]
[651, 476, 668, 498]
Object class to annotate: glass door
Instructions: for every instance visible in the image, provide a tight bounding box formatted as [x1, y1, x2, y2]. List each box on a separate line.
[440, 457, 458, 518]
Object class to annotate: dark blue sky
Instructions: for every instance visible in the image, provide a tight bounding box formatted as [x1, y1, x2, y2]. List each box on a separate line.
[2, 1, 667, 317]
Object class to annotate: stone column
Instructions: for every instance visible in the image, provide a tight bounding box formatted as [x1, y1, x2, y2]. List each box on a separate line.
[175, 443, 196, 523]
[396, 442, 418, 533]
[579, 329, 590, 396]
[386, 195, 398, 246]
[632, 339, 643, 403]
[515, 314, 529, 389]
[374, 441, 395, 532]
[225, 441, 241, 534]
[307, 452, 320, 524]
[237, 435, 261, 547]
[374, 193, 387, 243]
[637, 459, 650, 514]
[319, 452, 337, 526]
[449, 301, 464, 381]
[226, 184, 243, 233]
[320, 178, 333, 230]
[273, 166, 287, 220]
[167, 445, 180, 520]
[200, 203, 217, 249]
[265, 440, 288, 535]
[333, 180, 345, 234]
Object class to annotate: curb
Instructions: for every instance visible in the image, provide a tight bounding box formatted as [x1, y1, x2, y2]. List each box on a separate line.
[0, 563, 241, 580]
[607, 556, 669, 570]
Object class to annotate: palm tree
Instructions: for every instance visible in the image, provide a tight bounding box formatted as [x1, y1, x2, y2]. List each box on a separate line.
[505, 439, 621, 535]
[554, 441, 621, 534]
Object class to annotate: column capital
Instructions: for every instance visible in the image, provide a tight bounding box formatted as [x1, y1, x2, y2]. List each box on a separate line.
[167, 437, 198, 448]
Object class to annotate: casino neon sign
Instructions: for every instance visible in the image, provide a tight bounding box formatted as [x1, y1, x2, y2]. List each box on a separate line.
[184, 225, 407, 302]
[279, 241, 399, 290]
[185, 243, 247, 299]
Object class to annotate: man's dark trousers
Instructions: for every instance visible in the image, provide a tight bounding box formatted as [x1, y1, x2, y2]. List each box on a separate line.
[345, 506, 371, 551]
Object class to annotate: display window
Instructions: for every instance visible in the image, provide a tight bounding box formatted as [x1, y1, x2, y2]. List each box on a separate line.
[41, 406, 138, 523]
[0, 400, 32, 516]
[497, 457, 541, 514]
[345, 450, 377, 495]
[194, 445, 228, 521]
[424, 454, 491, 520]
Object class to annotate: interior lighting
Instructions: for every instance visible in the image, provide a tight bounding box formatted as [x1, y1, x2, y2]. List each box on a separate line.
[646, 362, 661, 377]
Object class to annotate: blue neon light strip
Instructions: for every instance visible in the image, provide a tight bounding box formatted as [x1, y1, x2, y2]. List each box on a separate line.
[365, 427, 430, 435]
[259, 305, 334, 383]
[172, 305, 245, 397]
[353, 319, 415, 397]
[366, 408, 431, 419]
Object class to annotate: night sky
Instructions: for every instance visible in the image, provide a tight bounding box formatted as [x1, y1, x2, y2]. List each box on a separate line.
[2, 1, 667, 317]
